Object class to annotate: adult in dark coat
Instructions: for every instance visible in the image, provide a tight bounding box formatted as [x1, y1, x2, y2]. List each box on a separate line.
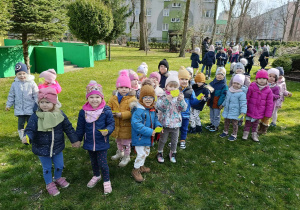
[244, 46, 255, 75]
[201, 37, 210, 73]
[259, 47, 269, 69]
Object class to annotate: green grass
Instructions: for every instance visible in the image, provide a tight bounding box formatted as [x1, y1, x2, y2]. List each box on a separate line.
[1, 46, 300, 209]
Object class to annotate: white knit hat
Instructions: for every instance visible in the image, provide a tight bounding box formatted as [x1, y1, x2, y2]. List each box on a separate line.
[233, 62, 245, 73]
[268, 68, 280, 78]
[186, 67, 194, 76]
[233, 74, 245, 85]
[165, 71, 179, 87]
[216, 67, 226, 77]
[240, 58, 248, 66]
[137, 64, 148, 76]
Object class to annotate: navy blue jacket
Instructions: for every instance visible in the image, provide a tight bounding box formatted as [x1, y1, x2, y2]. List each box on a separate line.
[244, 50, 254, 66]
[76, 106, 115, 151]
[202, 51, 215, 66]
[190, 53, 201, 68]
[191, 83, 211, 111]
[159, 72, 168, 89]
[25, 111, 78, 157]
[216, 52, 228, 66]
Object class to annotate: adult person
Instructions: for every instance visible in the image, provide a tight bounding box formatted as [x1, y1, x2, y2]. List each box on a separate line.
[259, 47, 269, 69]
[244, 45, 255, 75]
[201, 37, 210, 73]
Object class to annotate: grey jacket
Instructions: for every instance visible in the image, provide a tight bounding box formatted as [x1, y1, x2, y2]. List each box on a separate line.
[6, 75, 39, 116]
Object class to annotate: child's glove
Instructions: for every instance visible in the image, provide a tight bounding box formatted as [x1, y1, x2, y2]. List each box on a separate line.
[219, 105, 224, 109]
[177, 93, 184, 101]
[72, 141, 81, 148]
[115, 112, 122, 118]
[5, 107, 10, 111]
[287, 92, 292, 97]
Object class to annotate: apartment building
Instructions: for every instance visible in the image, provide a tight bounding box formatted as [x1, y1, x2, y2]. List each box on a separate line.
[125, 0, 216, 42]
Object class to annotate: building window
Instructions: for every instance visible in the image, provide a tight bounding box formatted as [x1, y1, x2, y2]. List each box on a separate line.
[131, 22, 139, 30]
[162, 23, 169, 31]
[204, 10, 214, 18]
[135, 8, 140, 16]
[205, 25, 212, 32]
[146, 8, 151, 16]
[163, 9, 169, 16]
[172, 3, 181, 7]
[171, 18, 180, 22]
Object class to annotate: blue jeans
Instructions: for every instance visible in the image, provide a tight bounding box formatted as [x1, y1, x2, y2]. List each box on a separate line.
[39, 152, 64, 185]
[17, 115, 30, 130]
[210, 108, 221, 127]
[180, 118, 190, 140]
[201, 64, 206, 73]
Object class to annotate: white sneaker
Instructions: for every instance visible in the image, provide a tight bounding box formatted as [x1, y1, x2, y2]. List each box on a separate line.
[111, 150, 124, 160]
[18, 129, 24, 141]
[180, 141, 186, 149]
[118, 155, 130, 167]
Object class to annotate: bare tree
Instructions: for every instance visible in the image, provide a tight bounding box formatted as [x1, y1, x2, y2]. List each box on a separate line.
[139, 0, 147, 50]
[179, 0, 191, 57]
[288, 0, 300, 41]
[222, 0, 236, 46]
[129, 0, 136, 41]
[235, 0, 252, 44]
[210, 0, 219, 44]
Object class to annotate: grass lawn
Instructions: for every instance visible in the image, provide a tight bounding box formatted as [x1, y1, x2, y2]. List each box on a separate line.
[0, 47, 299, 209]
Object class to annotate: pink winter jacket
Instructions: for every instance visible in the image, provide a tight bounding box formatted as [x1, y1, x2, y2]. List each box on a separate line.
[246, 82, 273, 119]
[276, 77, 290, 108]
[38, 81, 62, 94]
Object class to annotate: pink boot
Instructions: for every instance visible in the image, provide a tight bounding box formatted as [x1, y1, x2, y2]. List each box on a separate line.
[103, 181, 112, 195]
[54, 177, 70, 188]
[46, 182, 60, 196]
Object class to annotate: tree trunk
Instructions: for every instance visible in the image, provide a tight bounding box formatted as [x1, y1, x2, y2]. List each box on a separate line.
[109, 42, 111, 61]
[129, 0, 136, 42]
[222, 0, 236, 46]
[210, 0, 219, 45]
[139, 0, 146, 50]
[288, 0, 300, 41]
[235, 0, 251, 44]
[22, 32, 30, 73]
[179, 0, 191, 57]
[106, 42, 108, 57]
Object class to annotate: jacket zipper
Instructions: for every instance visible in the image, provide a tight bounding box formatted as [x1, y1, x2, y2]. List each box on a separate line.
[50, 128, 54, 157]
[93, 122, 95, 151]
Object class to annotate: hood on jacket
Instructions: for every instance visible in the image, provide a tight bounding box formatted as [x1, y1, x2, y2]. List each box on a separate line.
[191, 53, 199, 59]
[15, 74, 35, 82]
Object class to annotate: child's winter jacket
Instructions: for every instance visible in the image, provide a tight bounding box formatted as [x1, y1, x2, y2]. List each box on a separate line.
[269, 84, 280, 110]
[107, 90, 137, 139]
[191, 83, 211, 111]
[25, 111, 78, 157]
[222, 87, 247, 120]
[6, 75, 38, 116]
[244, 49, 254, 66]
[180, 86, 200, 119]
[131, 102, 162, 147]
[216, 52, 228, 66]
[229, 51, 239, 63]
[190, 53, 201, 68]
[207, 78, 228, 109]
[156, 93, 187, 128]
[38, 81, 62, 94]
[202, 51, 215, 66]
[246, 82, 273, 119]
[76, 106, 115, 151]
[228, 74, 251, 88]
[276, 77, 290, 108]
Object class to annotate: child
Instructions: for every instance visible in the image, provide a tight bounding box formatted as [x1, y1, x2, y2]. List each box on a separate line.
[229, 46, 239, 74]
[158, 59, 169, 88]
[206, 67, 228, 132]
[131, 85, 162, 182]
[6, 62, 38, 140]
[216, 47, 228, 67]
[202, 45, 216, 80]
[107, 70, 137, 167]
[156, 71, 187, 163]
[149, 72, 164, 97]
[190, 47, 201, 75]
[244, 45, 255, 75]
[137, 63, 148, 84]
[271, 67, 292, 126]
[128, 69, 140, 98]
[258, 68, 280, 134]
[178, 67, 199, 149]
[219, 74, 247, 141]
[22, 87, 78, 196]
[242, 70, 273, 142]
[38, 69, 62, 94]
[190, 72, 212, 133]
[228, 62, 251, 88]
[76, 81, 115, 194]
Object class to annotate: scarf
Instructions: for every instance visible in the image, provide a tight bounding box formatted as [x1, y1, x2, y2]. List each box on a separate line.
[229, 86, 242, 93]
[82, 100, 106, 111]
[256, 82, 267, 90]
[165, 90, 171, 95]
[36, 110, 64, 132]
[268, 82, 277, 88]
[117, 92, 129, 104]
[82, 100, 106, 123]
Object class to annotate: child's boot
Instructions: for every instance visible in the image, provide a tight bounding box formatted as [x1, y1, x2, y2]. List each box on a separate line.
[103, 181, 112, 195]
[18, 129, 24, 140]
[257, 122, 263, 134]
[131, 168, 144, 182]
[251, 132, 259, 142]
[46, 182, 60, 196]
[111, 150, 124, 160]
[196, 125, 203, 133]
[190, 127, 197, 134]
[118, 155, 130, 167]
[242, 131, 249, 140]
[169, 151, 176, 163]
[140, 165, 150, 173]
[54, 177, 70, 188]
[258, 124, 268, 135]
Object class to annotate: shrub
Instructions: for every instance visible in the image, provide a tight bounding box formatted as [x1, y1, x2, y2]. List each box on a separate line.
[150, 38, 157, 43]
[260, 41, 265, 47]
[126, 41, 130, 47]
[244, 41, 248, 46]
[272, 56, 292, 72]
[249, 40, 253, 45]
[254, 41, 259, 47]
[289, 54, 300, 70]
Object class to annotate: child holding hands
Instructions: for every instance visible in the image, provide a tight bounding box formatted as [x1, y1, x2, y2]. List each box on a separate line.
[131, 85, 162, 182]
[22, 87, 78, 196]
[156, 71, 187, 163]
[76, 80, 114, 194]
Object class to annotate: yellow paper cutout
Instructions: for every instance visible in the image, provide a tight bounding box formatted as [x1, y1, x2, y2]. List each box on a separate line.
[112, 110, 119, 113]
[26, 135, 30, 144]
[98, 129, 108, 132]
[170, 89, 179, 97]
[238, 114, 244, 118]
[197, 93, 204, 100]
[154, 127, 163, 133]
[137, 73, 144, 77]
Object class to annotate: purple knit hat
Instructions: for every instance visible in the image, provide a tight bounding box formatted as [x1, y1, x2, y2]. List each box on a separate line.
[149, 72, 161, 83]
[256, 69, 268, 80]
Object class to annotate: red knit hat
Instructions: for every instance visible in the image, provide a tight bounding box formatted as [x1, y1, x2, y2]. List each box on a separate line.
[38, 87, 57, 104]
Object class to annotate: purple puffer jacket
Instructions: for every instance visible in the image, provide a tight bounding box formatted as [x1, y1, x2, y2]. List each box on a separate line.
[270, 84, 280, 111]
[246, 82, 273, 119]
[276, 77, 290, 108]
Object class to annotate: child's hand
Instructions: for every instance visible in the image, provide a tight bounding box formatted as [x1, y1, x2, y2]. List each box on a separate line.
[152, 130, 156, 137]
[72, 141, 81, 148]
[22, 136, 28, 144]
[100, 130, 108, 136]
[177, 93, 184, 101]
[219, 105, 223, 109]
[115, 113, 122, 118]
[166, 94, 173, 101]
[287, 92, 292, 97]
[5, 107, 10, 111]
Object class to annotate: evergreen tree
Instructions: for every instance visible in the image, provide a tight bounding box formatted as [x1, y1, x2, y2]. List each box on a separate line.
[0, 0, 12, 36]
[10, 0, 69, 72]
[67, 0, 113, 46]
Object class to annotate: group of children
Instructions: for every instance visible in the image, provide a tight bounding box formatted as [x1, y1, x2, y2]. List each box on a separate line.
[6, 58, 292, 196]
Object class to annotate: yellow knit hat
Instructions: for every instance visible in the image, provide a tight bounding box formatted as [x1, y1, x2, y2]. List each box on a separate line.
[194, 72, 206, 83]
[178, 66, 190, 80]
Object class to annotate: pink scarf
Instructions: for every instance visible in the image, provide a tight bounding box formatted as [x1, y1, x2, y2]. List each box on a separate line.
[82, 100, 106, 123]
[229, 86, 242, 93]
[165, 90, 171, 95]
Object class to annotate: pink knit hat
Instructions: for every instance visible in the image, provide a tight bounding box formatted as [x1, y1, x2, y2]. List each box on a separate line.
[149, 72, 161, 83]
[116, 70, 131, 88]
[86, 80, 104, 99]
[233, 74, 245, 86]
[256, 69, 268, 80]
[128, 69, 139, 81]
[38, 87, 57, 104]
[39, 69, 57, 84]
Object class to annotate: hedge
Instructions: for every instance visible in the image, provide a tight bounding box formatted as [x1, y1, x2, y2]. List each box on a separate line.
[272, 54, 300, 72]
